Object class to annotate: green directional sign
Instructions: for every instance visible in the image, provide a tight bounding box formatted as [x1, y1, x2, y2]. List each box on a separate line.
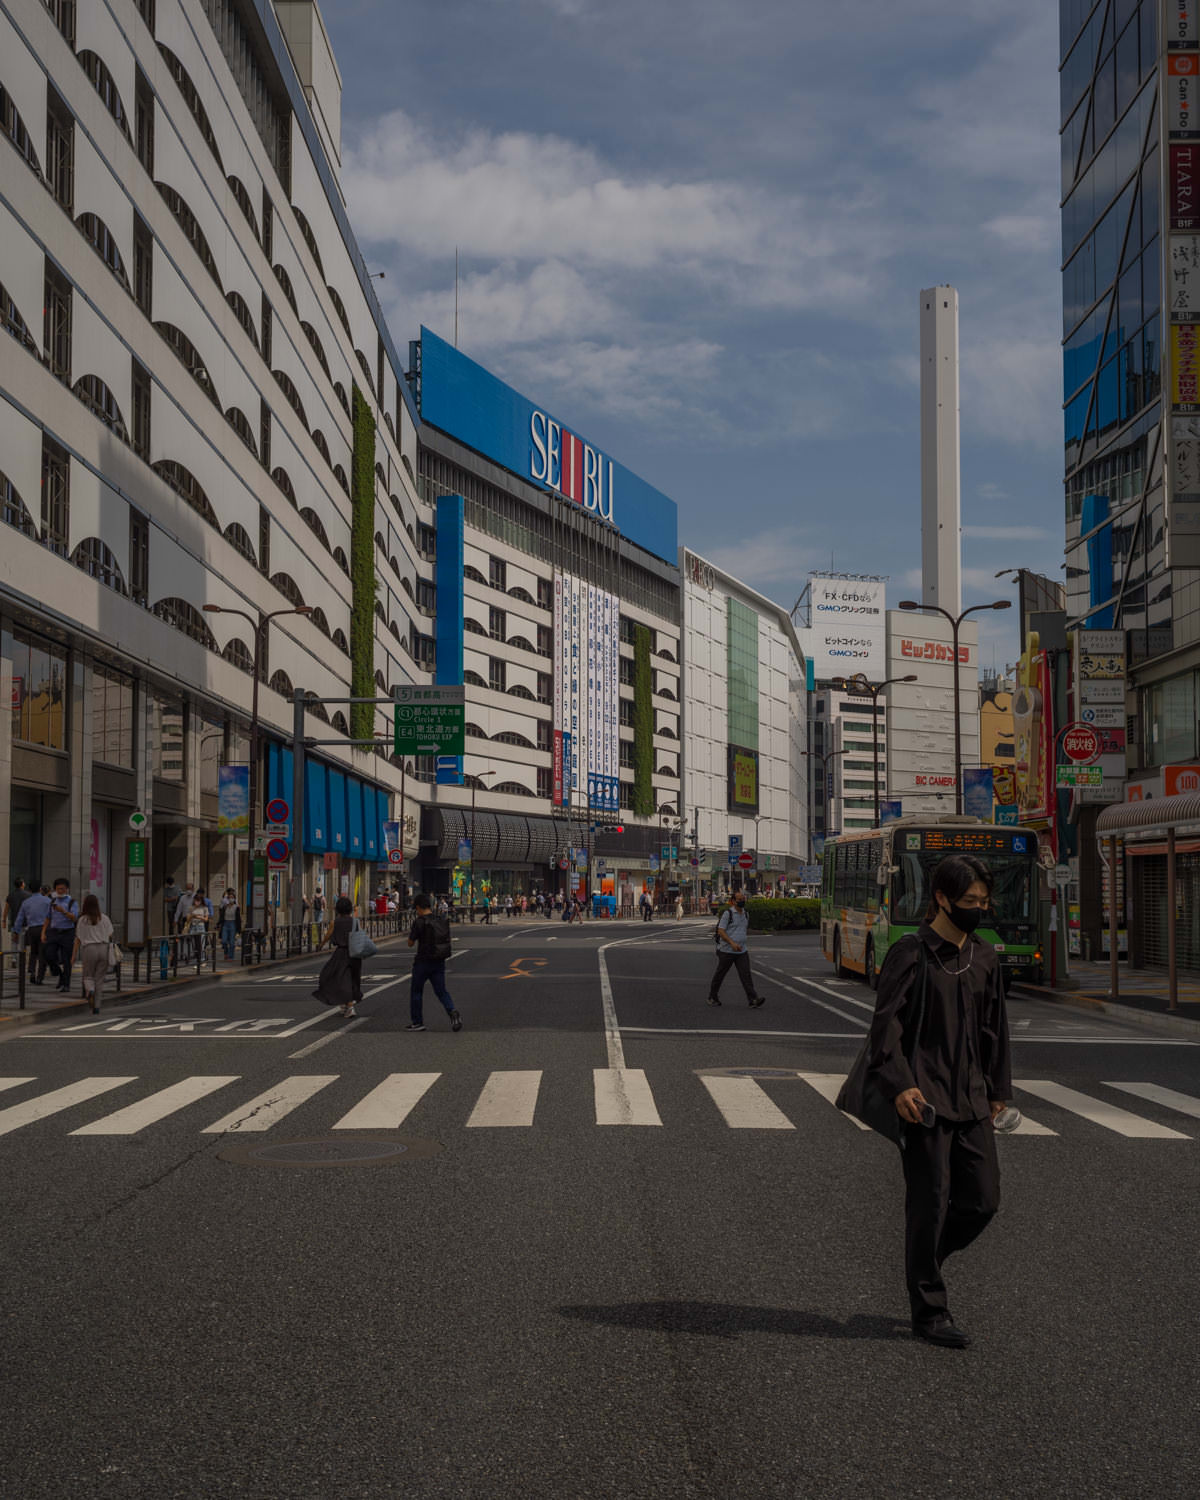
[393, 684, 466, 757]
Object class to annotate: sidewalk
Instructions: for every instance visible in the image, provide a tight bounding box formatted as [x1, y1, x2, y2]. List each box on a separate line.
[0, 936, 411, 1029]
[1014, 958, 1200, 1038]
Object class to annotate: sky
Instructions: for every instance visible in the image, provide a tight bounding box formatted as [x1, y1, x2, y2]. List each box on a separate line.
[322, 0, 1064, 674]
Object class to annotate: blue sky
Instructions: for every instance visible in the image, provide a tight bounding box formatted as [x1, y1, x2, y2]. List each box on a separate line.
[323, 0, 1063, 672]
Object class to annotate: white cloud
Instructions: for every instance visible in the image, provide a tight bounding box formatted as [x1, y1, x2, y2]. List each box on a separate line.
[703, 526, 818, 598]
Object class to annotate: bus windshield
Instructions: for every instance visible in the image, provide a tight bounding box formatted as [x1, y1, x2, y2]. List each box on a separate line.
[890, 850, 1035, 928]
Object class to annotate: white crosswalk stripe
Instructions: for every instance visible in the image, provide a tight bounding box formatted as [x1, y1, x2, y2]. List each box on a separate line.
[594, 1068, 661, 1126]
[71, 1077, 240, 1136]
[1, 1071, 1198, 1141]
[202, 1076, 339, 1134]
[0, 1077, 136, 1136]
[700, 1075, 794, 1129]
[1104, 1082, 1200, 1121]
[466, 1071, 542, 1128]
[1015, 1080, 1191, 1139]
[332, 1072, 440, 1130]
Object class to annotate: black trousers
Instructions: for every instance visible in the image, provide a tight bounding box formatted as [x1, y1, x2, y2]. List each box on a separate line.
[709, 949, 757, 1000]
[901, 1115, 1000, 1327]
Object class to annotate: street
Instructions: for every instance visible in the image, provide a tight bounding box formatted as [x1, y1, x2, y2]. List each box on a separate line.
[3, 923, 1199, 1499]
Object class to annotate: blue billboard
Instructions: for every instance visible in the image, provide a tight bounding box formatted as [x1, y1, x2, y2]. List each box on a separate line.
[417, 327, 678, 565]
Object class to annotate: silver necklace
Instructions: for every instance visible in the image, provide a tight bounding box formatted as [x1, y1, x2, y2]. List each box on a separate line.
[931, 936, 973, 977]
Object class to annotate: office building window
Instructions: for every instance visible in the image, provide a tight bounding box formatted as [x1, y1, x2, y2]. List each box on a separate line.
[489, 606, 506, 642]
[537, 577, 553, 610]
[537, 623, 552, 656]
[536, 766, 552, 799]
[412, 631, 436, 672]
[489, 556, 507, 591]
[258, 504, 271, 577]
[91, 663, 134, 766]
[489, 657, 506, 692]
[536, 672, 552, 704]
[417, 579, 436, 614]
[129, 511, 149, 604]
[41, 435, 70, 556]
[133, 213, 153, 315]
[46, 88, 74, 212]
[134, 67, 154, 175]
[8, 626, 67, 749]
[43, 261, 71, 384]
[537, 719, 552, 751]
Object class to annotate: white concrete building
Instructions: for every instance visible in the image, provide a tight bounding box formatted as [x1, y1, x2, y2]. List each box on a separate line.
[810, 684, 888, 837]
[680, 549, 807, 891]
[0, 0, 431, 931]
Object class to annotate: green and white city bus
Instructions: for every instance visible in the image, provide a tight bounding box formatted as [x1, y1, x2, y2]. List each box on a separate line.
[820, 816, 1044, 990]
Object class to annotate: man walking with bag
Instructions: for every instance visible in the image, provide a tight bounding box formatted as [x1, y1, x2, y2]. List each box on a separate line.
[707, 890, 764, 1007]
[405, 893, 462, 1033]
[863, 853, 1012, 1349]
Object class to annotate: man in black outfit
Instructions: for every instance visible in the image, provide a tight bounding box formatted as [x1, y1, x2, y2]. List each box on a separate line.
[867, 854, 1012, 1349]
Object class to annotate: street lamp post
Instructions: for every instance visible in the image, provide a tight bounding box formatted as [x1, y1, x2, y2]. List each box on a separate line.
[202, 603, 311, 936]
[800, 747, 846, 860]
[898, 598, 1012, 815]
[468, 768, 496, 919]
[831, 673, 919, 826]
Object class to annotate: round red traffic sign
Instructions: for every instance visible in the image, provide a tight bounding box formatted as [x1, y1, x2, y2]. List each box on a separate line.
[387, 848, 404, 865]
[1062, 724, 1102, 763]
[265, 837, 289, 864]
[737, 852, 755, 869]
[264, 797, 290, 825]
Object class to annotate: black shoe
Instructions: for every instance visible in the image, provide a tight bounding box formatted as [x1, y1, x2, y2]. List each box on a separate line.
[913, 1318, 971, 1349]
[450, 1010, 463, 1032]
[748, 995, 765, 1008]
[707, 995, 721, 1006]
[404, 1023, 426, 1032]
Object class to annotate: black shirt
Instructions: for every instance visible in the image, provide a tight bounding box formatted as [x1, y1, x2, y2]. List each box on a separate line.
[866, 923, 1012, 1123]
[5, 887, 27, 927]
[330, 914, 354, 950]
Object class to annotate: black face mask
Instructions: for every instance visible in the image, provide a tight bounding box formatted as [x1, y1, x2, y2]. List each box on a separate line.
[944, 902, 986, 934]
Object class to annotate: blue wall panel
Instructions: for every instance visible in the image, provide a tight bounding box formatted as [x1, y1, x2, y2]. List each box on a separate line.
[347, 777, 365, 856]
[363, 785, 379, 859]
[327, 770, 347, 851]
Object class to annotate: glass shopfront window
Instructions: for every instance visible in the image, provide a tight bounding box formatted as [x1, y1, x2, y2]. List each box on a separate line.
[1146, 672, 1198, 766]
[153, 692, 185, 781]
[91, 663, 134, 766]
[8, 627, 67, 749]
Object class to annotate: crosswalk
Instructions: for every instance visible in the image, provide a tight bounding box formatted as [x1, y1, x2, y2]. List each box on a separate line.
[2, 1071, 1200, 1142]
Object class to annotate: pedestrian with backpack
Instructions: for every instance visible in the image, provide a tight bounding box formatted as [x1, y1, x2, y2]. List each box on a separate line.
[406, 892, 462, 1032]
[708, 890, 765, 1007]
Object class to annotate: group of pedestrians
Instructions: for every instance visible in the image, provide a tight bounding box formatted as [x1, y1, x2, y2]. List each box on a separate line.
[4, 875, 116, 1012]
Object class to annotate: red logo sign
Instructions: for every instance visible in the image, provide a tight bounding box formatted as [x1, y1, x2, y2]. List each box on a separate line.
[899, 639, 970, 664]
[1062, 725, 1102, 763]
[1165, 764, 1200, 795]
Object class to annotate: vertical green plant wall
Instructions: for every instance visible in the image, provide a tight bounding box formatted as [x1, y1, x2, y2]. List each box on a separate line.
[350, 383, 377, 742]
[633, 623, 655, 817]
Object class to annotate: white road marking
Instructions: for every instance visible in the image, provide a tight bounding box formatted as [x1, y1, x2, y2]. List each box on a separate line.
[201, 1076, 338, 1133]
[1008, 1113, 1057, 1136]
[752, 966, 871, 1028]
[700, 1075, 794, 1130]
[331, 1072, 440, 1130]
[0, 1077, 136, 1136]
[0, 1078, 35, 1094]
[794, 1072, 872, 1131]
[288, 1017, 367, 1058]
[594, 1068, 662, 1126]
[273, 1009, 338, 1038]
[597, 940, 629, 1068]
[71, 1076, 239, 1135]
[1015, 1080, 1190, 1138]
[466, 1071, 543, 1127]
[1104, 1081, 1200, 1119]
[621, 1026, 863, 1038]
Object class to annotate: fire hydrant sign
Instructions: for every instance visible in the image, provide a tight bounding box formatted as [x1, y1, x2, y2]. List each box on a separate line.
[1061, 724, 1102, 763]
[393, 685, 466, 757]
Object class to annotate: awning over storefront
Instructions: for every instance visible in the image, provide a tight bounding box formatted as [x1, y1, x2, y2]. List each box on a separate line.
[1094, 795, 1200, 1008]
[1095, 795, 1200, 839]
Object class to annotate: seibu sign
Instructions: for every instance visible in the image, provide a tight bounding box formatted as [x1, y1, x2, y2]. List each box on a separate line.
[530, 413, 615, 522]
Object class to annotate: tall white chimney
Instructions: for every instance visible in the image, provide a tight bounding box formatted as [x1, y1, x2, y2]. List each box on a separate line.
[920, 286, 962, 617]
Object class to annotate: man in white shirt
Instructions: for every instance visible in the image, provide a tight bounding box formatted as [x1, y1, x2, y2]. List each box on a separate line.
[708, 891, 765, 1007]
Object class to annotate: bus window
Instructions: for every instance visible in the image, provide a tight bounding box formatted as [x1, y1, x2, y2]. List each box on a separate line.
[865, 837, 882, 912]
[891, 850, 929, 925]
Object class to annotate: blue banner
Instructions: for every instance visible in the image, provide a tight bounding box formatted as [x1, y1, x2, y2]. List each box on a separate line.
[962, 768, 995, 821]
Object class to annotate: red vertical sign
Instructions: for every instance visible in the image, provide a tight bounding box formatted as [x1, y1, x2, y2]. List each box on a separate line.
[552, 730, 564, 806]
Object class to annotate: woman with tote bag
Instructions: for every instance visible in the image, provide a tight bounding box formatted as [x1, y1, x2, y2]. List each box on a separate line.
[72, 894, 114, 1014]
[312, 896, 366, 1018]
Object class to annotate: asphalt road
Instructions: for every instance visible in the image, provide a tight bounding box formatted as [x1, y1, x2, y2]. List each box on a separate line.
[2, 920, 1199, 1499]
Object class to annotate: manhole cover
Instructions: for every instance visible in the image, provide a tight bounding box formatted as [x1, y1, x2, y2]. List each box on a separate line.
[218, 1135, 442, 1168]
[698, 1067, 801, 1080]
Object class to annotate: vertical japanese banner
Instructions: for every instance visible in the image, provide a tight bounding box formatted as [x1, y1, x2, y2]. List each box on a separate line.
[570, 575, 582, 797]
[609, 590, 620, 809]
[586, 583, 596, 801]
[553, 572, 565, 805]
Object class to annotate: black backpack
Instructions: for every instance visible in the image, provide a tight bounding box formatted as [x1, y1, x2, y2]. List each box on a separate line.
[427, 914, 452, 960]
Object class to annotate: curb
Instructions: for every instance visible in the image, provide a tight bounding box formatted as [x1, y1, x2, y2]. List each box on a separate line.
[1011, 982, 1200, 1039]
[0, 933, 415, 1031]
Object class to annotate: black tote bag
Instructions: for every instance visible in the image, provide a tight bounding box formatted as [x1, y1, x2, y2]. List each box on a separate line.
[835, 940, 928, 1146]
